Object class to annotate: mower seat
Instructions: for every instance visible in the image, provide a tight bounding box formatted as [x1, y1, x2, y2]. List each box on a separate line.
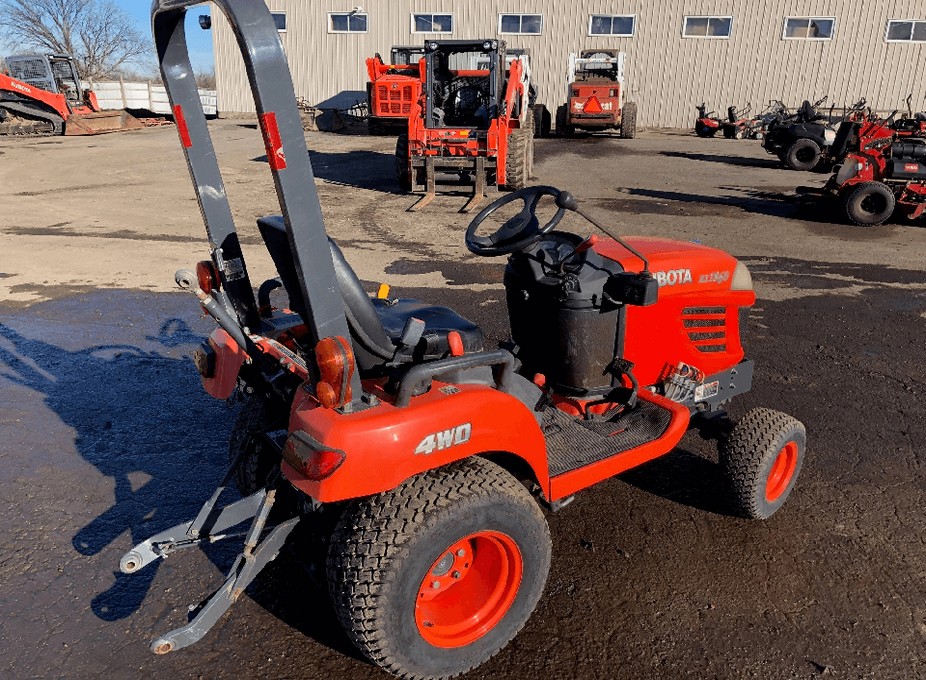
[256, 216, 483, 372]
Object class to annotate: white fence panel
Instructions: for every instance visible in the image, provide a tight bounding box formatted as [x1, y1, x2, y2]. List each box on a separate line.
[84, 80, 218, 116]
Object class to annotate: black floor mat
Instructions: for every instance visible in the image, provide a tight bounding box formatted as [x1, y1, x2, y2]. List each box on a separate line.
[543, 399, 673, 476]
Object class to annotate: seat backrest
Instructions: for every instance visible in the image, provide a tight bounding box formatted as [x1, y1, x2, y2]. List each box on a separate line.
[256, 216, 396, 369]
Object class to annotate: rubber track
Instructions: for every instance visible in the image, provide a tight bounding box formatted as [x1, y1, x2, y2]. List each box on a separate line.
[720, 407, 805, 519]
[327, 457, 548, 680]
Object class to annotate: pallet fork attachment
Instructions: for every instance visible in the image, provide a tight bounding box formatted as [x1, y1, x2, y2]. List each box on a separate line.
[407, 156, 489, 213]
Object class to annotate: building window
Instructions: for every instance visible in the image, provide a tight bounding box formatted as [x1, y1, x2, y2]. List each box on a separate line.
[783, 17, 835, 40]
[588, 15, 635, 37]
[271, 11, 286, 32]
[498, 14, 543, 35]
[412, 13, 453, 34]
[328, 11, 368, 34]
[682, 16, 733, 39]
[885, 19, 926, 42]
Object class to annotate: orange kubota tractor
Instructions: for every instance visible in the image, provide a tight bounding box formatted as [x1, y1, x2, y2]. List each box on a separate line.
[365, 45, 424, 135]
[0, 53, 142, 135]
[396, 39, 534, 211]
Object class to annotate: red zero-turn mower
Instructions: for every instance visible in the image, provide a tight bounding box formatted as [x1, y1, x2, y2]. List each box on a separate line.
[127, 2, 807, 678]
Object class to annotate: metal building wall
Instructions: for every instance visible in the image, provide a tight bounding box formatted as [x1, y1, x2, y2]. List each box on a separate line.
[212, 0, 926, 128]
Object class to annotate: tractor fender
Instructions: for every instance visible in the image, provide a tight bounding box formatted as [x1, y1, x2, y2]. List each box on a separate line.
[282, 381, 551, 503]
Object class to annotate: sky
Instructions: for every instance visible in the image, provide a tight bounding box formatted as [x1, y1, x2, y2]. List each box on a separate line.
[118, 1, 215, 74]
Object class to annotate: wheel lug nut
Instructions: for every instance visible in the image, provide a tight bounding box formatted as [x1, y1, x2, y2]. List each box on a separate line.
[452, 571, 461, 579]
[456, 549, 466, 557]
[431, 580, 440, 589]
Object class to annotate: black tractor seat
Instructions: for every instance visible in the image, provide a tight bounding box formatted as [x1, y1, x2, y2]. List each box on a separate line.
[256, 215, 483, 372]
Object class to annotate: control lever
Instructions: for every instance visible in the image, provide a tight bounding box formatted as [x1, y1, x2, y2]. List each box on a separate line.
[555, 191, 652, 274]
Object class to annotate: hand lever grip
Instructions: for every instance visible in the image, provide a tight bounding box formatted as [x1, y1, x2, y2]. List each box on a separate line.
[555, 190, 579, 211]
[574, 234, 599, 255]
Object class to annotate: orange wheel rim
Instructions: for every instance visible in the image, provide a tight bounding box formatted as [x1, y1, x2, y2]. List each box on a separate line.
[415, 531, 523, 649]
[765, 441, 798, 502]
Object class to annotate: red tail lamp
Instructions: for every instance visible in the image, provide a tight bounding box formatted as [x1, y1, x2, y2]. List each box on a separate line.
[315, 336, 356, 408]
[196, 260, 220, 295]
[282, 430, 346, 481]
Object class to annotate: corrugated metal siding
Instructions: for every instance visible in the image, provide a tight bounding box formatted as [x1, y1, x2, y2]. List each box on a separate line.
[213, 1, 926, 128]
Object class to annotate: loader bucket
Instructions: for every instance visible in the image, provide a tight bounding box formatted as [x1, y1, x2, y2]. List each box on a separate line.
[64, 110, 145, 135]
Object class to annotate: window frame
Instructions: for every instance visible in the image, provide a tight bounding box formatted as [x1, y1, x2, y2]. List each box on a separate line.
[327, 11, 369, 34]
[587, 14, 636, 37]
[884, 18, 926, 43]
[497, 13, 544, 36]
[270, 11, 286, 33]
[682, 15, 734, 40]
[781, 16, 836, 41]
[410, 12, 454, 34]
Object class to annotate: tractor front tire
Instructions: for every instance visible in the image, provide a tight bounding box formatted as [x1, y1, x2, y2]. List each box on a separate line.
[620, 101, 637, 139]
[327, 457, 551, 680]
[843, 181, 895, 226]
[505, 124, 531, 190]
[719, 408, 806, 520]
[783, 138, 822, 171]
[395, 133, 412, 192]
[228, 397, 277, 497]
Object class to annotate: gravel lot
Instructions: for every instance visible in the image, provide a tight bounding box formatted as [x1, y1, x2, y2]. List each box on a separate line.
[1, 122, 924, 680]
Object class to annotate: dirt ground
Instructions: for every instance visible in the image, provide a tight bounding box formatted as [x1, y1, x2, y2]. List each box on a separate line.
[0, 122, 924, 680]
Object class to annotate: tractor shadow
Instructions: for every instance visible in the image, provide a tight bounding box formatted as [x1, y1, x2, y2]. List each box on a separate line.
[658, 149, 783, 169]
[252, 149, 403, 194]
[0, 297, 361, 661]
[623, 186, 804, 220]
[619, 445, 739, 517]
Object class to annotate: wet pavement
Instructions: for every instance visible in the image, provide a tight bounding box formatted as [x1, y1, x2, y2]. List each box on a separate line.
[1, 125, 925, 679]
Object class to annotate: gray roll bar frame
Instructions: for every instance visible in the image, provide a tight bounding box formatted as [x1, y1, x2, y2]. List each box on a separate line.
[151, 0, 362, 403]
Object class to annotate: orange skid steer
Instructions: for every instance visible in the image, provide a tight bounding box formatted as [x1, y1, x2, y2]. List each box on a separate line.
[0, 54, 143, 136]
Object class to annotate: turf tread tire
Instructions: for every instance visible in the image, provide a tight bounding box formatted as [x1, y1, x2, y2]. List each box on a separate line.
[327, 457, 551, 680]
[395, 133, 411, 191]
[784, 138, 822, 171]
[227, 398, 276, 497]
[843, 181, 895, 226]
[620, 101, 637, 139]
[505, 123, 531, 190]
[720, 408, 806, 520]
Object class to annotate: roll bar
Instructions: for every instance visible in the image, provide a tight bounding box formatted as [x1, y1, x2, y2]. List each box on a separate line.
[151, 0, 362, 401]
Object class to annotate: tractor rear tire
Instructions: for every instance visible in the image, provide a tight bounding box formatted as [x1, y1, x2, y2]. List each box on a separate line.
[505, 124, 531, 190]
[719, 408, 806, 520]
[327, 457, 551, 680]
[783, 138, 821, 171]
[228, 397, 277, 497]
[620, 101, 637, 139]
[843, 181, 895, 226]
[395, 133, 412, 192]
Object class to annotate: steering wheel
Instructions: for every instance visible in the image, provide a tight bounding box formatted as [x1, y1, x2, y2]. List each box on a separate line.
[465, 186, 569, 256]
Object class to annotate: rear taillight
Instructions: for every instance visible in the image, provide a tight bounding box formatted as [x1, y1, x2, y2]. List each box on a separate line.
[282, 430, 346, 480]
[315, 336, 356, 409]
[196, 260, 220, 294]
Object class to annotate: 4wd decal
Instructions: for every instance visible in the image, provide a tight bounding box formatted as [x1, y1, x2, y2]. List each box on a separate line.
[414, 423, 472, 455]
[654, 269, 692, 286]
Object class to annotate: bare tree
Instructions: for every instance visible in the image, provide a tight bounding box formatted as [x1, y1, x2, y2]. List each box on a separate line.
[0, 0, 149, 78]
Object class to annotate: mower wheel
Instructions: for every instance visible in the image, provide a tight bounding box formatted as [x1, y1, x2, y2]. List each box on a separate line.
[720, 408, 806, 520]
[843, 181, 895, 226]
[505, 124, 531, 190]
[620, 101, 637, 139]
[395, 133, 412, 192]
[327, 457, 551, 679]
[228, 398, 278, 496]
[783, 138, 821, 171]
